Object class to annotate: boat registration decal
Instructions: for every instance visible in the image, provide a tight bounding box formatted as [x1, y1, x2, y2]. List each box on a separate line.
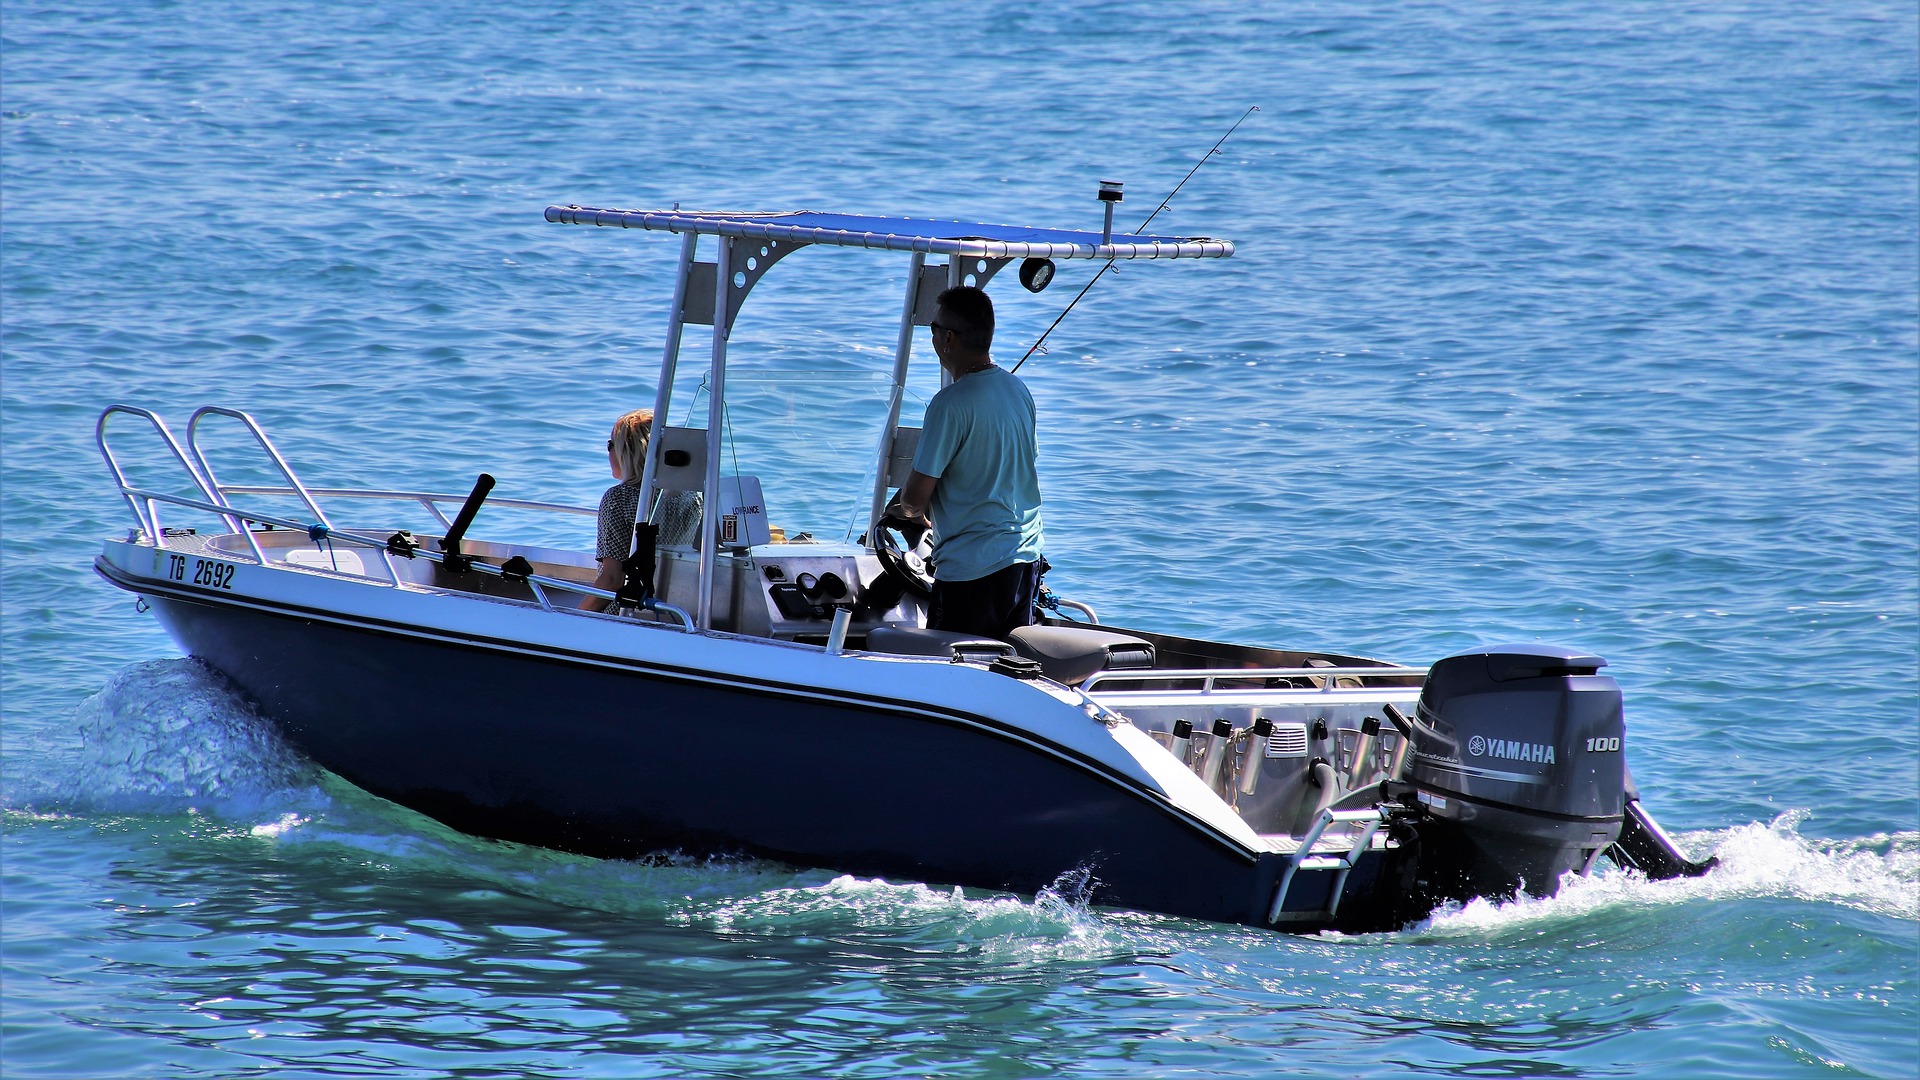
[172, 555, 237, 590]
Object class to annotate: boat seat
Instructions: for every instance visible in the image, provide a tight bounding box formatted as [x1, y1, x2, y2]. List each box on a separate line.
[865, 626, 1015, 663]
[1008, 625, 1156, 686]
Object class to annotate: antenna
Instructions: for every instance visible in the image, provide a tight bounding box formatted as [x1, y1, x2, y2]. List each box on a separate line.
[1012, 106, 1259, 374]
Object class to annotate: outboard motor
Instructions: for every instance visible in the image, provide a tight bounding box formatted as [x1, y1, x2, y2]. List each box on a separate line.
[1404, 644, 1627, 904]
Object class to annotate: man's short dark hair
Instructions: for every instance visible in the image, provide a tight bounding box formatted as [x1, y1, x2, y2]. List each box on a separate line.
[935, 286, 995, 353]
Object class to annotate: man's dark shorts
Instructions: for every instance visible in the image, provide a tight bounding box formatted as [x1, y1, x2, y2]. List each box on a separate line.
[928, 560, 1041, 639]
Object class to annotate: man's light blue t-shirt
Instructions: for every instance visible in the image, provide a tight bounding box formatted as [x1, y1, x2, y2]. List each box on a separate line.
[912, 364, 1044, 583]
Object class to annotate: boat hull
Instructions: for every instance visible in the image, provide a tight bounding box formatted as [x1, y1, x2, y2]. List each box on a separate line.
[107, 560, 1418, 930]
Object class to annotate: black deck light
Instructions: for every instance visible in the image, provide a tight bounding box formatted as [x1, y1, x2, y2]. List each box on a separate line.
[1018, 257, 1055, 292]
[1098, 180, 1124, 243]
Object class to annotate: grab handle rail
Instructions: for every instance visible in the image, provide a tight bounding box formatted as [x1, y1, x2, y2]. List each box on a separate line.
[97, 405, 239, 539]
[115, 485, 696, 630]
[97, 406, 692, 630]
[1053, 597, 1099, 623]
[218, 485, 598, 527]
[1082, 665, 1428, 693]
[186, 407, 338, 566]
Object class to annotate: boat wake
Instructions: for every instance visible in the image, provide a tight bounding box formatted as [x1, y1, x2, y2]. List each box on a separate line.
[1410, 811, 1919, 939]
[671, 865, 1132, 959]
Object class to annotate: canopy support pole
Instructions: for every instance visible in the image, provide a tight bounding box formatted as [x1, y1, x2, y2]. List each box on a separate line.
[637, 230, 697, 537]
[696, 236, 733, 630]
[868, 251, 926, 531]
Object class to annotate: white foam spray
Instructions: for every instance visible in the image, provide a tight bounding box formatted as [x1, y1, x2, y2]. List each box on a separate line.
[33, 657, 323, 822]
[1411, 810, 1918, 940]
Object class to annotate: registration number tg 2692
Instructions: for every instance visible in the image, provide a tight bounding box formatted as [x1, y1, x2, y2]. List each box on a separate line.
[166, 554, 236, 590]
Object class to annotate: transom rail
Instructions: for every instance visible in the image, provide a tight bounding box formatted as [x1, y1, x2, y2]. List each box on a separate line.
[1082, 666, 1428, 693]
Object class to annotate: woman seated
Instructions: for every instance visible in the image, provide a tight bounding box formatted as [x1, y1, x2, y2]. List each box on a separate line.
[581, 409, 701, 612]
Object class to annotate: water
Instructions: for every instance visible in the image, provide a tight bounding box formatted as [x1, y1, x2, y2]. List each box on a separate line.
[3, 1, 1915, 1075]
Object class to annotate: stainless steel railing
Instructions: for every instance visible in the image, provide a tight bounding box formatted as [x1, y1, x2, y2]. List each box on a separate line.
[97, 405, 694, 630]
[1082, 665, 1428, 693]
[218, 486, 597, 528]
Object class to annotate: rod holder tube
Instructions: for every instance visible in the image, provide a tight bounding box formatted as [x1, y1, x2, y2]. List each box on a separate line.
[1382, 702, 1414, 781]
[442, 473, 495, 546]
[1237, 718, 1274, 796]
[1347, 715, 1381, 789]
[1198, 718, 1234, 788]
[440, 473, 495, 572]
[825, 606, 852, 654]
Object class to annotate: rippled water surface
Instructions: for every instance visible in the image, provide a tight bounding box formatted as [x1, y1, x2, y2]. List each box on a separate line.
[4, 1, 1916, 1077]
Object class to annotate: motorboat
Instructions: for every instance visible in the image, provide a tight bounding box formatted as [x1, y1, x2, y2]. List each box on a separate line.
[92, 198, 1713, 931]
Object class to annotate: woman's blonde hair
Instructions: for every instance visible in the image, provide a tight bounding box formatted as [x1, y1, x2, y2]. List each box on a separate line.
[609, 408, 654, 482]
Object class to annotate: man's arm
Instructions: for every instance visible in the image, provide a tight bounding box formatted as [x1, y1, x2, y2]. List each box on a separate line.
[894, 470, 938, 526]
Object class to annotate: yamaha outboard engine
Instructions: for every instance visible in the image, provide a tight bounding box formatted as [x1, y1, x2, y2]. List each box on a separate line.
[1404, 644, 1627, 903]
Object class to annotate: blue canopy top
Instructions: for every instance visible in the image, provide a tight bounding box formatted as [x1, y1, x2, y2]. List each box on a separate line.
[545, 206, 1234, 261]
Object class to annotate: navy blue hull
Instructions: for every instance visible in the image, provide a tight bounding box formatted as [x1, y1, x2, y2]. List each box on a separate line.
[116, 571, 1416, 930]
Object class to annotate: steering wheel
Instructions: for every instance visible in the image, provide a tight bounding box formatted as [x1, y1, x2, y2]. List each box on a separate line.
[872, 515, 935, 600]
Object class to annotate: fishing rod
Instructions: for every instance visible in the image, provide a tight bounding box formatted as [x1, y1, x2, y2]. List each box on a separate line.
[1011, 105, 1260, 374]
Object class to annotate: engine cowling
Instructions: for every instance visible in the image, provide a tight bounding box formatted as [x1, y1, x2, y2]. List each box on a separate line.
[1404, 644, 1628, 903]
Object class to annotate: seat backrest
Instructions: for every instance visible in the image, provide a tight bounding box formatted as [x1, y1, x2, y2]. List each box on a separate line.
[716, 476, 770, 548]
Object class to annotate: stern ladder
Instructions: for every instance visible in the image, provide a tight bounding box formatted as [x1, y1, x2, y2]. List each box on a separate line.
[1268, 807, 1384, 924]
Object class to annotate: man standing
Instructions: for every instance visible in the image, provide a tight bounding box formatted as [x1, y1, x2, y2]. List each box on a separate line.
[893, 286, 1045, 638]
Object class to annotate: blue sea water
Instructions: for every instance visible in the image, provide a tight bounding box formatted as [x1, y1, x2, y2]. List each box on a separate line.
[3, 0, 1916, 1076]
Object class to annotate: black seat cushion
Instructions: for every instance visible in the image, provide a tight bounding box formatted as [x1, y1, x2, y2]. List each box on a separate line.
[1007, 625, 1155, 685]
[865, 625, 1015, 662]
